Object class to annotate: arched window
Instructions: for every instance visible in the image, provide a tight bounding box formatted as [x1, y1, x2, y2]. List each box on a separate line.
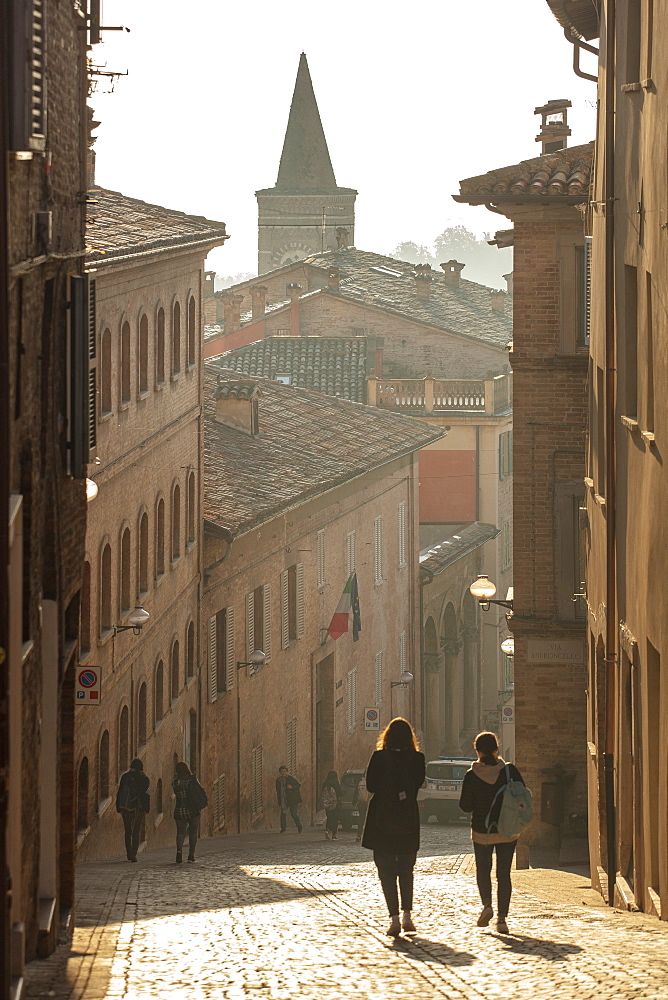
[121, 321, 131, 404]
[187, 295, 196, 367]
[155, 660, 164, 724]
[187, 471, 196, 545]
[120, 527, 131, 614]
[156, 307, 165, 384]
[156, 778, 163, 815]
[99, 730, 110, 803]
[81, 560, 91, 653]
[172, 301, 181, 376]
[186, 620, 195, 679]
[139, 314, 149, 393]
[138, 682, 147, 749]
[171, 641, 180, 702]
[101, 329, 112, 414]
[77, 757, 89, 833]
[100, 543, 112, 635]
[139, 512, 149, 596]
[156, 498, 165, 578]
[171, 484, 181, 561]
[118, 705, 129, 774]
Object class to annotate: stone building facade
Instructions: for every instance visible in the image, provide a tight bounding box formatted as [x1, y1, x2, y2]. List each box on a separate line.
[75, 188, 227, 861]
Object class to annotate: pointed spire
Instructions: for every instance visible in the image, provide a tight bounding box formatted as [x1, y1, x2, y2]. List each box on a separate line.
[275, 53, 339, 193]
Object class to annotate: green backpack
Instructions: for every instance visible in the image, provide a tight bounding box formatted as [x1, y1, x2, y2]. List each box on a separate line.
[485, 764, 533, 838]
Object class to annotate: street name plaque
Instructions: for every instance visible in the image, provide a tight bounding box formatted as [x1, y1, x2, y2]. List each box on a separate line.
[526, 639, 586, 665]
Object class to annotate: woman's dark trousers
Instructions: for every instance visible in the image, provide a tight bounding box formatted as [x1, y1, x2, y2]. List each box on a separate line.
[325, 808, 339, 836]
[280, 805, 302, 832]
[373, 851, 416, 915]
[122, 810, 143, 859]
[473, 840, 517, 918]
[176, 816, 199, 855]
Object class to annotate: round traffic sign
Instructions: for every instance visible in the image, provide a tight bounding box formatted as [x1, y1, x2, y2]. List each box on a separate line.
[366, 709, 378, 721]
[79, 669, 98, 688]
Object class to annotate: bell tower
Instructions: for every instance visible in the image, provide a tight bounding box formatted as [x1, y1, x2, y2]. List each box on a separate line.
[256, 53, 356, 274]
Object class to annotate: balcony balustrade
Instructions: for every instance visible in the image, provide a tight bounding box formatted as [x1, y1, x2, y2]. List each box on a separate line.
[369, 372, 512, 414]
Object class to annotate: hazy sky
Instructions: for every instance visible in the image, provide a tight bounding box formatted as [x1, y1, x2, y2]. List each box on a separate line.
[91, 1, 597, 278]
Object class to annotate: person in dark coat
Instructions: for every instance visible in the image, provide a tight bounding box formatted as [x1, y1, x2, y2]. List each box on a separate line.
[275, 765, 302, 833]
[116, 758, 150, 862]
[321, 770, 342, 840]
[172, 761, 203, 863]
[459, 731, 525, 934]
[361, 717, 426, 937]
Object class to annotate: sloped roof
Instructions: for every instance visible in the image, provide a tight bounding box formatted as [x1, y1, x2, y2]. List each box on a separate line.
[204, 366, 443, 535]
[86, 186, 228, 267]
[209, 336, 368, 402]
[420, 522, 500, 576]
[454, 142, 594, 205]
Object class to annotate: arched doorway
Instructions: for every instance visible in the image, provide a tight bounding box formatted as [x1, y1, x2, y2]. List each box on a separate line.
[441, 604, 462, 754]
[423, 616, 442, 760]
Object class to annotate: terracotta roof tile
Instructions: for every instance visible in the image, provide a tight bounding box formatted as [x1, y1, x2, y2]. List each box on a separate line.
[455, 142, 594, 205]
[419, 522, 500, 575]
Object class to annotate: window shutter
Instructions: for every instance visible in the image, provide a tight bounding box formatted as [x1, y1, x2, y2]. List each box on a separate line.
[263, 584, 272, 662]
[287, 717, 297, 776]
[225, 606, 235, 691]
[317, 530, 325, 588]
[347, 531, 356, 576]
[348, 669, 357, 730]
[246, 592, 254, 659]
[296, 563, 305, 639]
[9, 0, 46, 153]
[400, 630, 407, 673]
[398, 502, 407, 567]
[88, 279, 97, 451]
[584, 235, 592, 346]
[208, 616, 217, 703]
[375, 651, 383, 705]
[69, 275, 89, 478]
[213, 774, 226, 831]
[374, 516, 383, 584]
[281, 570, 290, 650]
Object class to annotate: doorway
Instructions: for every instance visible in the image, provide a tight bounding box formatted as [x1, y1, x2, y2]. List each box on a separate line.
[315, 654, 334, 792]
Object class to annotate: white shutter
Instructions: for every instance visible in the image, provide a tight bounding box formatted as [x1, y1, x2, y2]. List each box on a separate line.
[296, 563, 305, 639]
[263, 584, 272, 662]
[584, 235, 592, 346]
[287, 717, 297, 776]
[225, 606, 235, 691]
[246, 592, 254, 659]
[281, 570, 290, 649]
[346, 531, 356, 576]
[400, 630, 407, 673]
[374, 516, 383, 584]
[317, 530, 325, 588]
[398, 502, 407, 567]
[375, 651, 383, 705]
[208, 616, 217, 704]
[251, 745, 263, 816]
[348, 668, 357, 730]
[213, 774, 226, 831]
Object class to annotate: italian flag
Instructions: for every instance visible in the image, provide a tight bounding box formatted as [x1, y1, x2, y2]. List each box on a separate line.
[327, 573, 361, 641]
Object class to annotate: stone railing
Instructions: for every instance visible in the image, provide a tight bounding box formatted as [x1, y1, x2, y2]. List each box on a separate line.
[369, 373, 512, 414]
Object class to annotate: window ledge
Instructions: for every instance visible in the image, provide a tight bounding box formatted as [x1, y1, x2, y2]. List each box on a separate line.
[98, 796, 112, 819]
[154, 811, 164, 830]
[138, 589, 149, 603]
[621, 82, 642, 92]
[155, 572, 165, 586]
[98, 628, 113, 647]
[587, 741, 597, 759]
[99, 410, 114, 423]
[594, 493, 607, 507]
[186, 540, 196, 552]
[171, 556, 181, 567]
[583, 477, 594, 490]
[641, 430, 656, 445]
[79, 647, 92, 663]
[137, 389, 150, 402]
[620, 415, 639, 431]
[186, 363, 196, 373]
[76, 826, 91, 848]
[119, 400, 131, 411]
[170, 372, 182, 383]
[155, 381, 165, 392]
[21, 639, 35, 664]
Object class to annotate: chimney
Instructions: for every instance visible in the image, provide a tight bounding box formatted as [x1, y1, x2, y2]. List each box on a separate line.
[327, 268, 340, 292]
[204, 271, 216, 299]
[535, 98, 572, 155]
[503, 272, 514, 297]
[414, 264, 432, 299]
[336, 227, 349, 249]
[250, 284, 268, 319]
[440, 260, 465, 288]
[286, 282, 302, 337]
[490, 289, 507, 314]
[221, 291, 244, 333]
[87, 106, 100, 187]
[214, 381, 260, 436]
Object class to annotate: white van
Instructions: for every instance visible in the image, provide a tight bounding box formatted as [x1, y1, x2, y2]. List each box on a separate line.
[417, 757, 474, 823]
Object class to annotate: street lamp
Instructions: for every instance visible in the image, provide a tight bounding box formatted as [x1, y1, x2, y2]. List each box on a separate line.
[390, 670, 414, 689]
[469, 574, 514, 612]
[500, 636, 515, 657]
[236, 650, 266, 833]
[236, 649, 266, 677]
[85, 478, 98, 502]
[113, 605, 150, 636]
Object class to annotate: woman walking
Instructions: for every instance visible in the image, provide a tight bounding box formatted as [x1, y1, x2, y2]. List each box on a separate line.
[459, 731, 525, 934]
[361, 718, 425, 937]
[321, 770, 342, 840]
[172, 761, 205, 863]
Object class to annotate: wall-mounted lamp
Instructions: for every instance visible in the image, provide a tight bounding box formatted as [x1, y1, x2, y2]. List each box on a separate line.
[86, 478, 98, 502]
[469, 574, 514, 612]
[500, 636, 515, 657]
[113, 605, 150, 636]
[237, 649, 266, 677]
[391, 670, 414, 690]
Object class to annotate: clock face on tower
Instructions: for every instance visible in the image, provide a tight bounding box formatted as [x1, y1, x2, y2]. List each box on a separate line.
[273, 241, 316, 268]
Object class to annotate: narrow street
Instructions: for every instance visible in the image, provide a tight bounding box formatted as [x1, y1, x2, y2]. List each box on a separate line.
[25, 824, 668, 1000]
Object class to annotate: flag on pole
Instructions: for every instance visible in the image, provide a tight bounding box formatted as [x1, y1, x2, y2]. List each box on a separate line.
[327, 572, 362, 641]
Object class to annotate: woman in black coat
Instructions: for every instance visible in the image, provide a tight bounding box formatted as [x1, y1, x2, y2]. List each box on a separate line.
[361, 717, 426, 937]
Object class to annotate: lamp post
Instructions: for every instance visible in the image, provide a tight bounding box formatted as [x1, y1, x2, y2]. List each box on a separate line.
[113, 605, 150, 636]
[469, 574, 514, 613]
[390, 670, 414, 719]
[236, 650, 266, 833]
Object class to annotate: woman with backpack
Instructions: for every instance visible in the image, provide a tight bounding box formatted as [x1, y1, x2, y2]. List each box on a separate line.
[459, 731, 527, 934]
[172, 761, 207, 863]
[321, 770, 342, 840]
[361, 718, 425, 937]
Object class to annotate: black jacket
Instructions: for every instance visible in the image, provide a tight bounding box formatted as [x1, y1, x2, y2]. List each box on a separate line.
[275, 775, 301, 809]
[459, 762, 524, 834]
[116, 769, 150, 814]
[361, 748, 426, 855]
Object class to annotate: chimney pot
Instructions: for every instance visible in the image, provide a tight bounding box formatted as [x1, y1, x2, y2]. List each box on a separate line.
[214, 381, 260, 436]
[221, 290, 244, 333]
[286, 282, 302, 302]
[250, 284, 268, 319]
[440, 260, 465, 288]
[328, 268, 340, 292]
[503, 272, 514, 297]
[490, 289, 507, 314]
[414, 264, 433, 299]
[534, 98, 572, 155]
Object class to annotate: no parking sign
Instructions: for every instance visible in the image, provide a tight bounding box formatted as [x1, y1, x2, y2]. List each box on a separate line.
[75, 667, 101, 704]
[364, 708, 380, 731]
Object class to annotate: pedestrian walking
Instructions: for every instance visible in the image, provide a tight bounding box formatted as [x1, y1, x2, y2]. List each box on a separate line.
[361, 717, 425, 937]
[275, 765, 302, 833]
[459, 731, 526, 934]
[321, 770, 342, 840]
[116, 758, 150, 862]
[173, 761, 207, 863]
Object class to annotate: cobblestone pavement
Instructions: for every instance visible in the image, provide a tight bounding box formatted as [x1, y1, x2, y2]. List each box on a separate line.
[25, 822, 668, 1000]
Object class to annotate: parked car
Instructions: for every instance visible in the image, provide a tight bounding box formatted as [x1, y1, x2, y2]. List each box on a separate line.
[417, 757, 474, 824]
[339, 769, 366, 830]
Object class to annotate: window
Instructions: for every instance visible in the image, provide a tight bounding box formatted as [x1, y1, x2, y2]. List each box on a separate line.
[81, 561, 91, 653]
[251, 745, 263, 817]
[286, 718, 297, 776]
[155, 660, 164, 724]
[172, 300, 181, 376]
[98, 731, 110, 804]
[400, 630, 407, 673]
[346, 531, 356, 576]
[138, 513, 149, 596]
[156, 307, 165, 384]
[118, 706, 129, 774]
[625, 0, 641, 82]
[186, 620, 195, 679]
[120, 527, 131, 614]
[317, 530, 326, 588]
[100, 543, 112, 635]
[645, 271, 654, 432]
[375, 651, 383, 706]
[374, 516, 383, 584]
[156, 778, 163, 816]
[77, 757, 89, 834]
[187, 471, 196, 546]
[9, 0, 46, 153]
[120, 321, 131, 404]
[575, 238, 592, 349]
[138, 314, 149, 394]
[596, 365, 605, 494]
[171, 641, 180, 702]
[137, 682, 147, 749]
[246, 585, 271, 661]
[156, 498, 165, 578]
[555, 483, 587, 620]
[623, 265, 638, 418]
[212, 774, 226, 831]
[209, 606, 235, 701]
[281, 563, 304, 648]
[503, 652, 514, 692]
[171, 484, 181, 561]
[101, 329, 112, 414]
[502, 519, 511, 571]
[499, 430, 513, 480]
[398, 502, 407, 567]
[187, 295, 196, 367]
[347, 669, 357, 730]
